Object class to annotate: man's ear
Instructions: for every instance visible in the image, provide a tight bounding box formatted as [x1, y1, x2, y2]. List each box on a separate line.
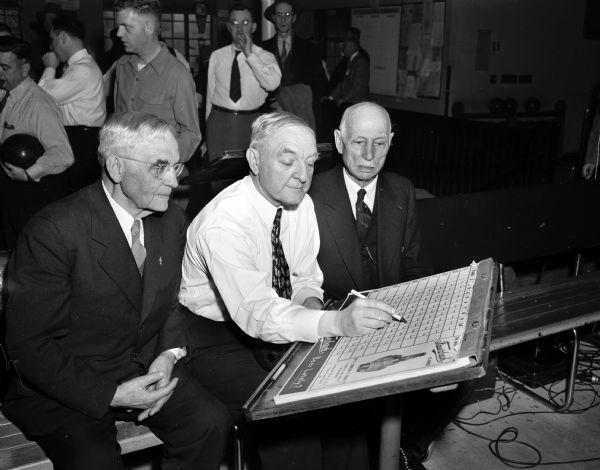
[334, 129, 344, 155]
[105, 155, 124, 183]
[144, 18, 156, 36]
[246, 147, 260, 175]
[59, 31, 68, 46]
[21, 60, 30, 79]
[251, 23, 257, 34]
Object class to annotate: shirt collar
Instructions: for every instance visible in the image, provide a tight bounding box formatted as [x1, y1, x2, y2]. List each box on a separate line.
[343, 167, 378, 200]
[126, 44, 169, 75]
[102, 181, 144, 245]
[243, 175, 281, 230]
[7, 76, 34, 101]
[68, 48, 88, 65]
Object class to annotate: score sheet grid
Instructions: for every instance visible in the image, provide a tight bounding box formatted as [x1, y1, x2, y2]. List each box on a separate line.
[275, 263, 478, 404]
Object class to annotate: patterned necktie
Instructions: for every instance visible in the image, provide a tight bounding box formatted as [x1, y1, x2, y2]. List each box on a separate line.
[280, 40, 288, 65]
[271, 208, 292, 299]
[131, 219, 146, 276]
[0, 90, 10, 114]
[229, 50, 241, 102]
[356, 188, 372, 242]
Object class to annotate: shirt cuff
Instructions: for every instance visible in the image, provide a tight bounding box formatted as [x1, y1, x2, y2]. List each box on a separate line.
[293, 287, 323, 307]
[166, 347, 187, 363]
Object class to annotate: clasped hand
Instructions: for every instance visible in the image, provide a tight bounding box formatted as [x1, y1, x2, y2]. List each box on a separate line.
[110, 351, 178, 421]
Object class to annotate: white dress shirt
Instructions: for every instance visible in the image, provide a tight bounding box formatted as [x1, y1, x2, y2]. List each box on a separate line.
[343, 168, 378, 218]
[39, 48, 106, 127]
[180, 176, 324, 343]
[206, 43, 281, 118]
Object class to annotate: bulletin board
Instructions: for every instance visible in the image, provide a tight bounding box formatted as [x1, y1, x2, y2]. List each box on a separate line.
[353, 0, 446, 100]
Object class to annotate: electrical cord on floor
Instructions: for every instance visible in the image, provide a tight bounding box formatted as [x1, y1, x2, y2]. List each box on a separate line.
[451, 340, 600, 468]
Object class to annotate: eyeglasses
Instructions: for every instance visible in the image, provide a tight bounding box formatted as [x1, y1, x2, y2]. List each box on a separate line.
[229, 19, 251, 27]
[115, 154, 184, 179]
[275, 12, 293, 19]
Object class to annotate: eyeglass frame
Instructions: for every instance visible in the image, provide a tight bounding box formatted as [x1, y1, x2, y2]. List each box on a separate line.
[114, 154, 184, 180]
[275, 12, 293, 19]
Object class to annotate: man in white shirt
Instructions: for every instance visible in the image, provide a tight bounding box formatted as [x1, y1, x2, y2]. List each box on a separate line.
[2, 111, 229, 470]
[205, 3, 280, 163]
[39, 14, 106, 191]
[179, 111, 395, 470]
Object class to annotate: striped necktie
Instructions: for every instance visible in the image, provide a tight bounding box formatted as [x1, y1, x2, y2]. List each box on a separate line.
[356, 188, 372, 242]
[131, 219, 146, 276]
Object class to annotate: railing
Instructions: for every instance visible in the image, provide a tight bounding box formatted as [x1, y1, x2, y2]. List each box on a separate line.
[385, 109, 564, 196]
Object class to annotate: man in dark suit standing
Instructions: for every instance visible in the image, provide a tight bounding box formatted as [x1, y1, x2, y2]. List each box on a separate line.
[309, 101, 431, 302]
[2, 112, 229, 470]
[260, 0, 327, 138]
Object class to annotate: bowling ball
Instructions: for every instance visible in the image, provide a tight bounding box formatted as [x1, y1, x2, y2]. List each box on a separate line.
[488, 97, 506, 116]
[1, 133, 44, 168]
[504, 97, 518, 116]
[523, 97, 541, 113]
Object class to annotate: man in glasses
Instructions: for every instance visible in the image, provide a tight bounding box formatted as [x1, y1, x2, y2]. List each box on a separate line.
[261, 0, 327, 138]
[2, 111, 230, 470]
[205, 2, 280, 164]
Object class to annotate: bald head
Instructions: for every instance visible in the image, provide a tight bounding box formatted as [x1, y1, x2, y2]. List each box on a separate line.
[335, 102, 393, 187]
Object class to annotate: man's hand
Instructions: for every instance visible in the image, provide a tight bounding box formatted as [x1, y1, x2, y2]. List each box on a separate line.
[137, 351, 177, 420]
[317, 298, 396, 337]
[110, 369, 178, 421]
[236, 31, 253, 57]
[582, 163, 597, 180]
[1, 162, 28, 182]
[42, 51, 59, 69]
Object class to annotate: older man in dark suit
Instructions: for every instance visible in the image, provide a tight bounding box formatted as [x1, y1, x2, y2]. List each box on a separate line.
[2, 112, 229, 470]
[310, 102, 474, 468]
[309, 102, 431, 301]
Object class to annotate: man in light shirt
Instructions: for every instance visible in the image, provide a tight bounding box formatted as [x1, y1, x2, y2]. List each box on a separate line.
[2, 112, 229, 470]
[39, 14, 106, 191]
[179, 111, 395, 470]
[0, 36, 73, 248]
[205, 2, 280, 162]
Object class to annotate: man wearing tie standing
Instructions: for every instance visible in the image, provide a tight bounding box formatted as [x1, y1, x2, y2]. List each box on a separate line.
[2, 112, 229, 470]
[205, 2, 280, 162]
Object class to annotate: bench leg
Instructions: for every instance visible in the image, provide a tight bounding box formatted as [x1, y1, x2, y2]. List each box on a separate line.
[503, 328, 579, 412]
[233, 425, 244, 470]
[378, 394, 403, 470]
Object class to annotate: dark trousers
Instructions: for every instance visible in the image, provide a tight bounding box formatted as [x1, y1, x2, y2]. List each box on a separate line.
[182, 307, 372, 470]
[0, 170, 69, 249]
[65, 126, 101, 193]
[2, 364, 231, 470]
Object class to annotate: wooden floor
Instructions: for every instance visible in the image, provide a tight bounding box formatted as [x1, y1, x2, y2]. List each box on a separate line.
[426, 341, 600, 470]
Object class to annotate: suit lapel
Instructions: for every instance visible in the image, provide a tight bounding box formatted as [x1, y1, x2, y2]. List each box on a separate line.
[89, 183, 143, 312]
[139, 216, 164, 323]
[376, 175, 404, 287]
[324, 168, 364, 288]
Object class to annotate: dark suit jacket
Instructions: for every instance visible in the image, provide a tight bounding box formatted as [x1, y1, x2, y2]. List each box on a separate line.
[330, 53, 370, 105]
[3, 181, 187, 432]
[309, 166, 432, 301]
[260, 34, 327, 131]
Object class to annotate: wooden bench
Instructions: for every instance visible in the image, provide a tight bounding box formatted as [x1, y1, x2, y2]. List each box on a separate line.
[0, 412, 162, 470]
[416, 180, 600, 410]
[0, 251, 163, 469]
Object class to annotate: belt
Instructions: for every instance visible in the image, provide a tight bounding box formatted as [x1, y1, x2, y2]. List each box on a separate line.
[65, 125, 101, 131]
[212, 105, 260, 115]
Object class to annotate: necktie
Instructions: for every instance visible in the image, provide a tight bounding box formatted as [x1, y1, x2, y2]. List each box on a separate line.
[271, 208, 292, 299]
[280, 40, 288, 65]
[131, 219, 146, 276]
[0, 91, 10, 114]
[356, 188, 372, 242]
[229, 50, 241, 103]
